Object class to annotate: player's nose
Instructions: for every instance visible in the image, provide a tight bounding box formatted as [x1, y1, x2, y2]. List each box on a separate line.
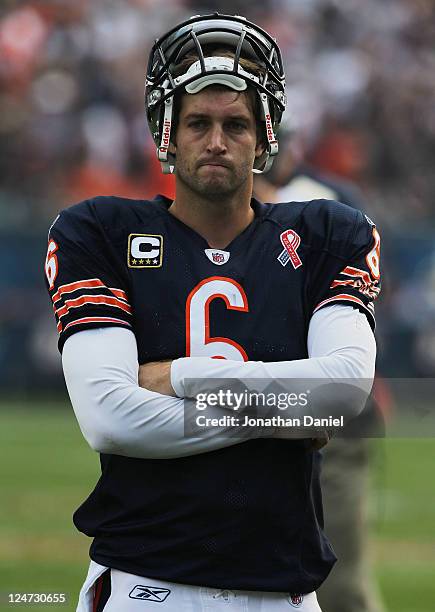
[206, 124, 227, 155]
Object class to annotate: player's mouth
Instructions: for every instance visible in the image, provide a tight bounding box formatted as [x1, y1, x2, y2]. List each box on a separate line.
[198, 160, 230, 169]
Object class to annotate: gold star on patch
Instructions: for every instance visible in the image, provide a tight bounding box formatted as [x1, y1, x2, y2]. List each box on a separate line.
[139, 259, 144, 264]
[146, 258, 151, 264]
[132, 259, 137, 265]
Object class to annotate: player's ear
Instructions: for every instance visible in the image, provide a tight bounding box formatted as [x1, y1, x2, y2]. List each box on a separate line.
[169, 141, 176, 154]
[255, 138, 266, 159]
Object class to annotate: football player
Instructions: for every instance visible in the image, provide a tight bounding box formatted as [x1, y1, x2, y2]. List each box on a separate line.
[45, 14, 380, 612]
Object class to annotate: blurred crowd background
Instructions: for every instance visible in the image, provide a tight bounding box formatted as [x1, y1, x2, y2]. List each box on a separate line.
[1, 0, 435, 394]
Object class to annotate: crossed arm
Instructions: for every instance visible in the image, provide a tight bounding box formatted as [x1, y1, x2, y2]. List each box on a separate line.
[62, 305, 376, 459]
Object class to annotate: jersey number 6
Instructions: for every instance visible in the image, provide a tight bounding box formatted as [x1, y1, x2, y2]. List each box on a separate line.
[186, 276, 249, 361]
[366, 227, 381, 280]
[45, 240, 59, 290]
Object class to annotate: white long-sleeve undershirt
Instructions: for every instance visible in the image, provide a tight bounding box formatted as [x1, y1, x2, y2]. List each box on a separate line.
[171, 305, 375, 397]
[62, 304, 375, 459]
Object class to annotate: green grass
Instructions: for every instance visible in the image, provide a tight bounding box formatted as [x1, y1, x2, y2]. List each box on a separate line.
[370, 439, 435, 612]
[0, 401, 96, 611]
[0, 402, 434, 611]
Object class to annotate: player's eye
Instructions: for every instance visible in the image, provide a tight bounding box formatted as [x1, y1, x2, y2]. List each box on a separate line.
[188, 120, 207, 130]
[227, 121, 247, 132]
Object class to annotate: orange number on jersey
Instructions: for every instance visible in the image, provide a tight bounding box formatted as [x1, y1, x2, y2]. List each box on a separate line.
[186, 276, 249, 361]
[45, 239, 59, 290]
[366, 227, 380, 280]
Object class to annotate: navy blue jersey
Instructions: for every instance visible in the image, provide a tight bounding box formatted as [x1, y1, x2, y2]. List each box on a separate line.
[44, 195, 381, 593]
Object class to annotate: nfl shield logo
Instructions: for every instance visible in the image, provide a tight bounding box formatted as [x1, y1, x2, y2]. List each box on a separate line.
[204, 249, 230, 266]
[288, 593, 304, 607]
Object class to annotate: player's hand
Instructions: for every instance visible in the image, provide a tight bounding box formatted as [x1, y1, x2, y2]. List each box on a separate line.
[138, 360, 176, 396]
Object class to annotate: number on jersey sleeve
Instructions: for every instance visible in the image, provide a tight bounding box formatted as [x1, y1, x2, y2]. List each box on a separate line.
[308, 210, 381, 330]
[45, 204, 132, 351]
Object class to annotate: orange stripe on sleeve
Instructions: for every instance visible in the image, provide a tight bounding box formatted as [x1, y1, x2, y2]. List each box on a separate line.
[51, 279, 105, 304]
[54, 294, 132, 320]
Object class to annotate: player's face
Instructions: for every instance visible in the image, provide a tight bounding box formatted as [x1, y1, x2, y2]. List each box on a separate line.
[173, 87, 264, 199]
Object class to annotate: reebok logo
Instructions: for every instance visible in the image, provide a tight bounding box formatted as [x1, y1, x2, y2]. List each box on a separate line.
[129, 585, 171, 603]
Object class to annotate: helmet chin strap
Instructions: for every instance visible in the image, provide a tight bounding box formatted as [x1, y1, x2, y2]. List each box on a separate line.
[253, 92, 279, 174]
[157, 94, 175, 174]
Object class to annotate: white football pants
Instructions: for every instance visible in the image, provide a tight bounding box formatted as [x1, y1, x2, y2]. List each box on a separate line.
[77, 560, 322, 611]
